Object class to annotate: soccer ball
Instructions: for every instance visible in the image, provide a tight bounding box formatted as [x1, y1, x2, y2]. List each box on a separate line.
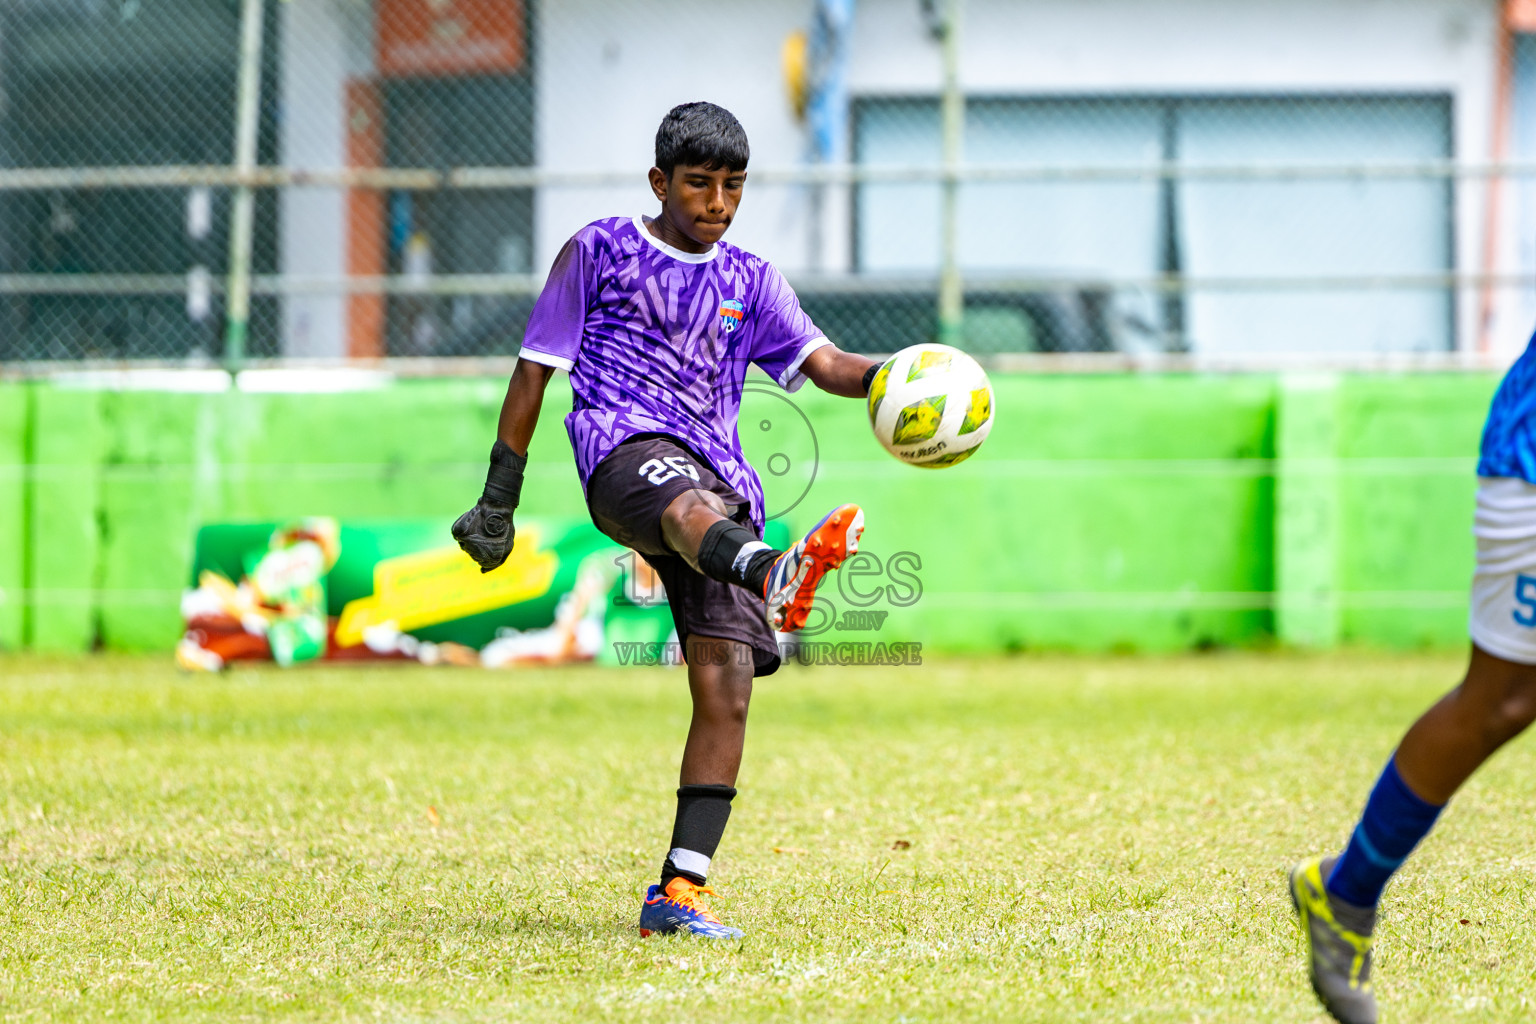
[866, 343, 994, 468]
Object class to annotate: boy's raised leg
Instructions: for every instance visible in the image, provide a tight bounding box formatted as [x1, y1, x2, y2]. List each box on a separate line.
[663, 489, 865, 633]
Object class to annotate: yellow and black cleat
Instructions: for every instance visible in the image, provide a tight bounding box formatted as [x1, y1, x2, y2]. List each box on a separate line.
[1289, 855, 1378, 1024]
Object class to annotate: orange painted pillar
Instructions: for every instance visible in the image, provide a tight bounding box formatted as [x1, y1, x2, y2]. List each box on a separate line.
[346, 79, 386, 359]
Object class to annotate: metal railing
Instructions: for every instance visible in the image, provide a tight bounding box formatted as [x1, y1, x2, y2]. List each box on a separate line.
[2, 0, 1533, 369]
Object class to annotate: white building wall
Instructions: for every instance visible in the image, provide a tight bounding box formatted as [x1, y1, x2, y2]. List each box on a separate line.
[538, 0, 1504, 352]
[858, 0, 1501, 354]
[856, 0, 1496, 97]
[277, 0, 374, 358]
[534, 0, 816, 274]
[277, 0, 1513, 355]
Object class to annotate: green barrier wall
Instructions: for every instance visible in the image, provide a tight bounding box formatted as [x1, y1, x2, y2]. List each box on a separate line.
[0, 389, 25, 650]
[0, 372, 1501, 655]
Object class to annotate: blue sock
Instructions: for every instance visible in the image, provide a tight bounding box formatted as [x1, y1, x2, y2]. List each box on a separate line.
[1326, 755, 1443, 908]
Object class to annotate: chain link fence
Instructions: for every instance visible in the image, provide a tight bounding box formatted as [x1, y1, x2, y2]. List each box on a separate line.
[2, 0, 1536, 367]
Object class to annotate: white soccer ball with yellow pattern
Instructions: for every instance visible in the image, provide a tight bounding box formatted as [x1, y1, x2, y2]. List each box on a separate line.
[866, 343, 994, 468]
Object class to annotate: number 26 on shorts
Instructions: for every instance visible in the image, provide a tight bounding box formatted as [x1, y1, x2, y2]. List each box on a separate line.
[637, 456, 700, 487]
[1514, 574, 1536, 627]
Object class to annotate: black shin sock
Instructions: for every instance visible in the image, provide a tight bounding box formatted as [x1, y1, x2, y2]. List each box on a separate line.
[697, 519, 779, 595]
[660, 784, 737, 886]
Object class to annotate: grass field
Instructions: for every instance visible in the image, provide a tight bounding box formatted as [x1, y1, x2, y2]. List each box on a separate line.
[2, 652, 1534, 1022]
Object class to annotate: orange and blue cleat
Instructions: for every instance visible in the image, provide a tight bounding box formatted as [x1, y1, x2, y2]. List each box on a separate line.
[763, 503, 865, 632]
[638, 876, 744, 939]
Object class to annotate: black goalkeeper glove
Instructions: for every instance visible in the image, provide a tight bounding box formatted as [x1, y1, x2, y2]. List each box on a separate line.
[452, 439, 527, 573]
[862, 362, 881, 396]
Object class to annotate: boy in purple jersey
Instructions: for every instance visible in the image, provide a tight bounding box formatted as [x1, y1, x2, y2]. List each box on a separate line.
[1287, 334, 1536, 1023]
[452, 102, 880, 938]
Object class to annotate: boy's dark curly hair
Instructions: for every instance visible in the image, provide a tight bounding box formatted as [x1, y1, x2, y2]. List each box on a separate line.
[655, 102, 750, 176]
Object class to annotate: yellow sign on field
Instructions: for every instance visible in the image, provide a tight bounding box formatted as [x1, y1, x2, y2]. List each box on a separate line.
[334, 526, 558, 647]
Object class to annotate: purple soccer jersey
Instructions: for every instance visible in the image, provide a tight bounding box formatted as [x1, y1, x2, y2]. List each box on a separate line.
[518, 215, 830, 531]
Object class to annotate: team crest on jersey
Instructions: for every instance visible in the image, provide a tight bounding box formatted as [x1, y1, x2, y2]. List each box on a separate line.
[718, 299, 745, 334]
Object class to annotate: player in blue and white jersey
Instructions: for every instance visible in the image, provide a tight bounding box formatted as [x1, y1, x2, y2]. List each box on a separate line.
[1288, 338, 1536, 1024]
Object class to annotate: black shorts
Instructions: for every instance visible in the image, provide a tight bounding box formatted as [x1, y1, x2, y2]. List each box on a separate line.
[586, 434, 780, 677]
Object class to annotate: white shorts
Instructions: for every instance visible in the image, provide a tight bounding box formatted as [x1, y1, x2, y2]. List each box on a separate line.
[1469, 476, 1536, 665]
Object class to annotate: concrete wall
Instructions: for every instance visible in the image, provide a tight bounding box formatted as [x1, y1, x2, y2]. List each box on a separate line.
[271, 0, 1516, 355]
[0, 372, 1499, 656]
[535, 0, 1505, 292]
[846, 0, 1505, 355]
[0, 392, 24, 650]
[533, 0, 817, 272]
[277, 0, 375, 358]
